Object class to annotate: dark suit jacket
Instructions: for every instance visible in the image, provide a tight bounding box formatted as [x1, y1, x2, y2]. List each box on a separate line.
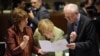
[4, 25, 40, 56]
[94, 13, 100, 33]
[67, 14, 99, 56]
[79, 8, 89, 16]
[28, 6, 50, 32]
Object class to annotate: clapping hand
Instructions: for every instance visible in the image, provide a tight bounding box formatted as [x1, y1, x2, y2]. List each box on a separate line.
[23, 35, 29, 42]
[20, 35, 29, 49]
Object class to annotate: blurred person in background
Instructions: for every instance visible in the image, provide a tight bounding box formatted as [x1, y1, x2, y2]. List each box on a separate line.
[93, 0, 100, 49]
[94, 0, 100, 32]
[12, 0, 26, 10]
[8, 0, 26, 27]
[27, 0, 50, 33]
[79, 0, 93, 16]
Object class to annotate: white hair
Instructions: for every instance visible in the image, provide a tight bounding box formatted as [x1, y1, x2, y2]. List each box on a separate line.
[63, 3, 79, 13]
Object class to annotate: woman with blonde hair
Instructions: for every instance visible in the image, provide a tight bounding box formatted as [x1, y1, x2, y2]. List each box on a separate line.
[33, 19, 65, 56]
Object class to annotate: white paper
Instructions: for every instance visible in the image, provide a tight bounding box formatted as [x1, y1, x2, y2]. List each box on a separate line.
[39, 39, 68, 52]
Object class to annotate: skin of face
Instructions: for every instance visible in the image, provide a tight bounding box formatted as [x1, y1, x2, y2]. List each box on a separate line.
[42, 30, 54, 39]
[19, 18, 28, 28]
[88, 0, 92, 7]
[96, 5, 100, 13]
[64, 10, 78, 24]
[85, 0, 92, 8]
[18, 1, 26, 9]
[31, 0, 42, 9]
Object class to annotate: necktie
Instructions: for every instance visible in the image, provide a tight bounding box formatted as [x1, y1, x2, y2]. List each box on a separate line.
[73, 23, 78, 32]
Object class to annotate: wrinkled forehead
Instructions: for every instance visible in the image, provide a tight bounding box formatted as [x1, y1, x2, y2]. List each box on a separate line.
[31, 0, 41, 3]
[64, 9, 73, 15]
[31, 0, 37, 3]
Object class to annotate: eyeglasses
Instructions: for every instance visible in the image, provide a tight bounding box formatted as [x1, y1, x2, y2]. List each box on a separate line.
[64, 15, 74, 19]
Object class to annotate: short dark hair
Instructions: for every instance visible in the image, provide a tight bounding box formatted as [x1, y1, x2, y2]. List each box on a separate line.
[80, 0, 89, 7]
[12, 0, 25, 9]
[37, 0, 42, 2]
[95, 0, 100, 5]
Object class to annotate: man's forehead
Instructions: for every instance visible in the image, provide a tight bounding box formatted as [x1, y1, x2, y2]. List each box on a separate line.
[64, 10, 73, 14]
[31, 0, 37, 2]
[31, 0, 41, 2]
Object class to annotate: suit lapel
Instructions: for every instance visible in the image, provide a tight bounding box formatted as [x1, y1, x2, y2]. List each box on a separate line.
[77, 15, 84, 36]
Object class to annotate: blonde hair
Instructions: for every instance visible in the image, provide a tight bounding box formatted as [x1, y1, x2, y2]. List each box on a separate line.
[12, 8, 28, 23]
[38, 19, 54, 33]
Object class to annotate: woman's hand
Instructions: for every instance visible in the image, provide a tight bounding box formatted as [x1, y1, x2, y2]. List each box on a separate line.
[20, 35, 29, 50]
[38, 49, 47, 55]
[23, 35, 29, 42]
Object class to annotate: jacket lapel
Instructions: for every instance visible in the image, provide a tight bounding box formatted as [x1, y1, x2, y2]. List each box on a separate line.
[77, 15, 84, 37]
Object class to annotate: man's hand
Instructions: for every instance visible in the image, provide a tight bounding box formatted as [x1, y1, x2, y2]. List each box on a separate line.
[70, 31, 77, 42]
[28, 11, 35, 19]
[67, 43, 76, 50]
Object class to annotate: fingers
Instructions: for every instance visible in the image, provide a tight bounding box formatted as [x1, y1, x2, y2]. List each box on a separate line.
[70, 31, 77, 42]
[70, 31, 77, 38]
[20, 35, 29, 49]
[23, 35, 29, 41]
[28, 11, 35, 19]
[38, 49, 47, 55]
[67, 43, 76, 50]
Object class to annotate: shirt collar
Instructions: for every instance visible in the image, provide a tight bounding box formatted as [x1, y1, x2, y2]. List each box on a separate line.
[75, 13, 80, 24]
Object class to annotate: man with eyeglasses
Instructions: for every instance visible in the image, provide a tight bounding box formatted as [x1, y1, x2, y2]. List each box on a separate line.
[27, 0, 50, 33]
[63, 3, 99, 56]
